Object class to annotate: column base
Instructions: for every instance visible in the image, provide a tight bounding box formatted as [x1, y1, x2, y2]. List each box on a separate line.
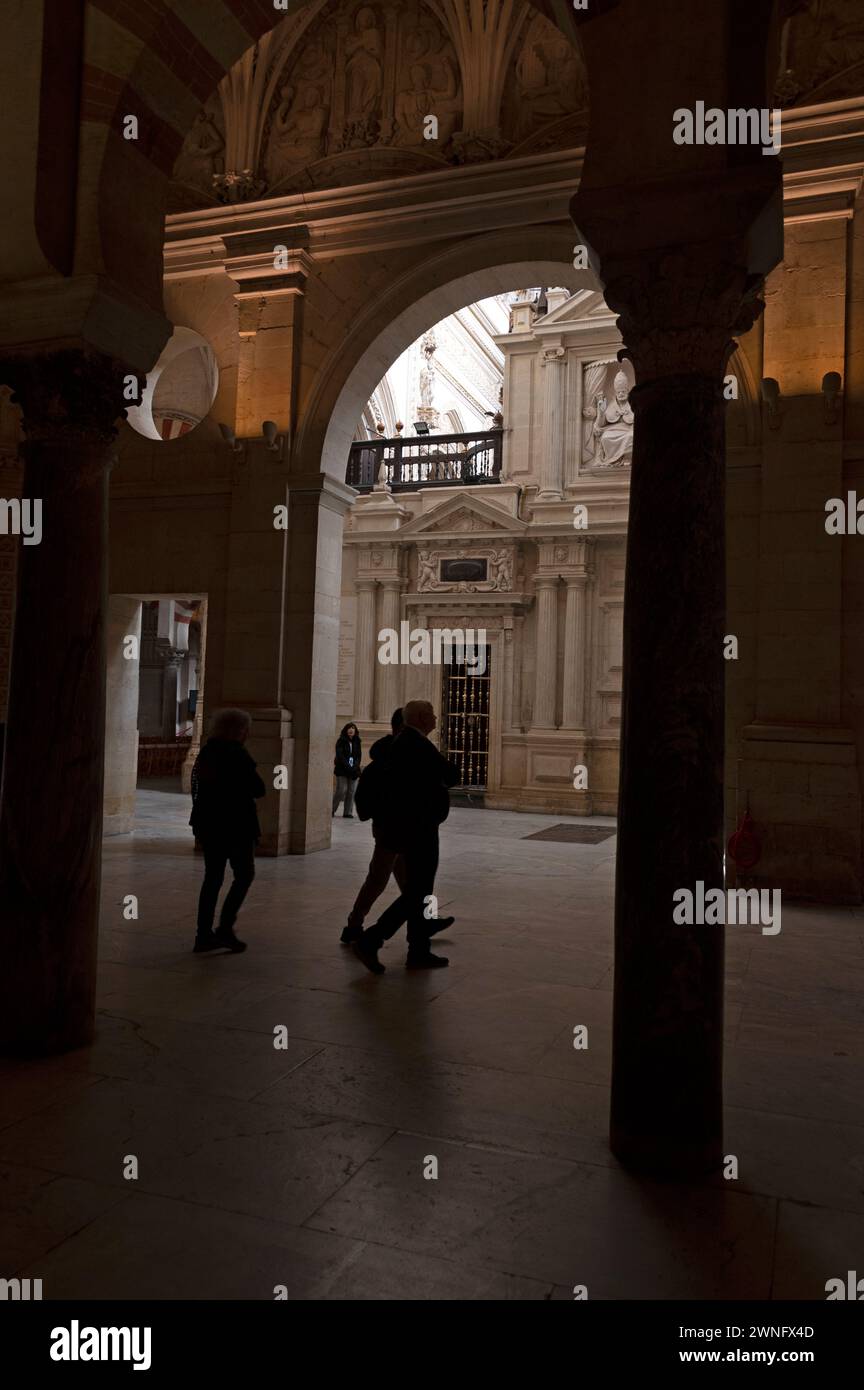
[610, 1123, 724, 1180]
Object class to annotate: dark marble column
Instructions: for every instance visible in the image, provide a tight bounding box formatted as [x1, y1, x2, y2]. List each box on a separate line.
[573, 168, 780, 1175]
[0, 350, 124, 1054]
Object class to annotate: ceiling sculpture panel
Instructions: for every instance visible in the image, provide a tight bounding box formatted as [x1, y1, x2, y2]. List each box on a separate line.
[169, 0, 588, 209]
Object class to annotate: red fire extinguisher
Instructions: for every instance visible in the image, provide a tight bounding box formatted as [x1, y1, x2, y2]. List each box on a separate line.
[727, 808, 761, 870]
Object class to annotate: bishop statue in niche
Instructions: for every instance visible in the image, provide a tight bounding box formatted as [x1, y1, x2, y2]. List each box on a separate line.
[582, 362, 635, 469]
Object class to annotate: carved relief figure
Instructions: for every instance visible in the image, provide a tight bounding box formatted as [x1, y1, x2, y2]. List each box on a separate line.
[778, 0, 864, 104]
[273, 82, 329, 167]
[266, 33, 333, 185]
[510, 18, 587, 145]
[174, 104, 224, 191]
[590, 370, 634, 468]
[490, 549, 513, 590]
[342, 5, 384, 147]
[418, 550, 439, 590]
[395, 22, 460, 148]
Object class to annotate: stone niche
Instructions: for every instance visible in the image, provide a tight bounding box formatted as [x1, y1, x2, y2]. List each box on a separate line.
[580, 359, 635, 474]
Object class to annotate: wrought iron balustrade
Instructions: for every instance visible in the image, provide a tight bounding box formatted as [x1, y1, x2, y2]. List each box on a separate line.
[346, 429, 502, 492]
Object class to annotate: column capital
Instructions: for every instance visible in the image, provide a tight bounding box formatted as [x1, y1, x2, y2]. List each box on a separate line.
[533, 574, 560, 590]
[2, 348, 129, 450]
[540, 345, 566, 367]
[355, 577, 378, 591]
[573, 164, 782, 382]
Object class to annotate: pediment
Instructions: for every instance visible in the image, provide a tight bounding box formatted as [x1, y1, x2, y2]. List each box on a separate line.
[399, 493, 526, 538]
[540, 289, 611, 326]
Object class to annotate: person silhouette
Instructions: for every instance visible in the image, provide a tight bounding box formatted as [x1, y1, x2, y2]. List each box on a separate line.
[190, 707, 266, 954]
[332, 722, 362, 817]
[352, 699, 458, 974]
[340, 708, 408, 943]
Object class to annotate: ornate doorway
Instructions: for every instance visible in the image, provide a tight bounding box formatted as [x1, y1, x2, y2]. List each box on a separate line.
[440, 648, 491, 787]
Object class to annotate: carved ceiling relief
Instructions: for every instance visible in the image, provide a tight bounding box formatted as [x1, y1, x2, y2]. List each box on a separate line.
[775, 0, 864, 105]
[262, 0, 464, 192]
[503, 13, 588, 155]
[171, 0, 587, 205]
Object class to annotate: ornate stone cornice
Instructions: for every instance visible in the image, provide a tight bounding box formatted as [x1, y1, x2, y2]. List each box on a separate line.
[1, 350, 129, 450]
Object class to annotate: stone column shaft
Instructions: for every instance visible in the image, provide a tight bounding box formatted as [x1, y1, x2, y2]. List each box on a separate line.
[353, 579, 376, 722]
[377, 579, 403, 722]
[0, 350, 125, 1053]
[561, 577, 588, 729]
[532, 576, 558, 728]
[538, 347, 565, 499]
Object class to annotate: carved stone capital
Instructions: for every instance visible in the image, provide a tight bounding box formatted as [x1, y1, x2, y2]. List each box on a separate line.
[602, 249, 766, 382]
[2, 349, 128, 450]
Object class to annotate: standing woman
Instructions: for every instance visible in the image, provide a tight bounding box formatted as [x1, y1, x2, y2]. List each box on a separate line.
[333, 722, 362, 818]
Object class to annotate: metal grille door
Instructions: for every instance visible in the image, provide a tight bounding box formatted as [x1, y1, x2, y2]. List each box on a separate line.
[440, 649, 491, 787]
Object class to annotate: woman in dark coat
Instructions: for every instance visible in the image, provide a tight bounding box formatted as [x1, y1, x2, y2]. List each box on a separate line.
[190, 707, 266, 953]
[333, 722, 362, 818]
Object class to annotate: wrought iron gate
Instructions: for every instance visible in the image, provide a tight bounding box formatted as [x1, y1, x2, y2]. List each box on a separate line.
[440, 648, 491, 788]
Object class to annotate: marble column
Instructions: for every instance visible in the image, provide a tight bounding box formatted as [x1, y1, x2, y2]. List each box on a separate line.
[353, 579, 376, 722]
[103, 597, 142, 835]
[538, 346, 566, 499]
[0, 349, 125, 1054]
[281, 471, 355, 853]
[377, 578, 403, 722]
[574, 165, 781, 1177]
[561, 573, 589, 729]
[532, 576, 558, 728]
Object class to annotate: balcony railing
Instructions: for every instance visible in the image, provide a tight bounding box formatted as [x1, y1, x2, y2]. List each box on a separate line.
[346, 429, 503, 492]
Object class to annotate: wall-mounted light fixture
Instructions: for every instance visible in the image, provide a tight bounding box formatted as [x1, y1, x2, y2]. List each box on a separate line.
[262, 420, 285, 456]
[760, 377, 782, 430]
[219, 423, 243, 452]
[822, 371, 842, 426]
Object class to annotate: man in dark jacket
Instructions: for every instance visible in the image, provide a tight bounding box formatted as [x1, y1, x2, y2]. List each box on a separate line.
[353, 699, 458, 974]
[340, 708, 408, 944]
[190, 707, 266, 954]
[332, 722, 362, 818]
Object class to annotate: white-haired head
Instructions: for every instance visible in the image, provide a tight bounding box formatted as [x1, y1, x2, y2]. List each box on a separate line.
[210, 707, 252, 742]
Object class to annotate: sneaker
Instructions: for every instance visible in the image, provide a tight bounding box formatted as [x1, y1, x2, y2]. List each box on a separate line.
[340, 924, 362, 945]
[406, 950, 449, 969]
[352, 937, 385, 974]
[343, 813, 354, 819]
[192, 933, 220, 954]
[212, 928, 247, 953]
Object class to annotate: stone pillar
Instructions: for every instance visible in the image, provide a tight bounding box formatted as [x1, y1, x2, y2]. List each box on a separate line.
[532, 576, 559, 728]
[353, 579, 376, 722]
[281, 471, 355, 853]
[104, 597, 142, 835]
[561, 569, 589, 729]
[574, 164, 781, 1176]
[377, 578, 403, 722]
[0, 349, 124, 1054]
[159, 645, 184, 740]
[538, 346, 566, 499]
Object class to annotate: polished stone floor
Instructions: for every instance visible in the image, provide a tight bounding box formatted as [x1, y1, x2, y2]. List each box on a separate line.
[2, 788, 863, 1300]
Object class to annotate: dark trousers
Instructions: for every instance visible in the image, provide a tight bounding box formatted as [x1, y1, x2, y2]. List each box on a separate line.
[366, 832, 439, 949]
[196, 836, 256, 935]
[347, 844, 408, 930]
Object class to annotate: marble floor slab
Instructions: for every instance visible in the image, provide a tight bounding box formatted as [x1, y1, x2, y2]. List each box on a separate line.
[0, 789, 861, 1300]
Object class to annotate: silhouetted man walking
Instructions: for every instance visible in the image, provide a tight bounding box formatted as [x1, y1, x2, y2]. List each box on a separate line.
[190, 707, 266, 954]
[353, 699, 458, 974]
[340, 708, 408, 944]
